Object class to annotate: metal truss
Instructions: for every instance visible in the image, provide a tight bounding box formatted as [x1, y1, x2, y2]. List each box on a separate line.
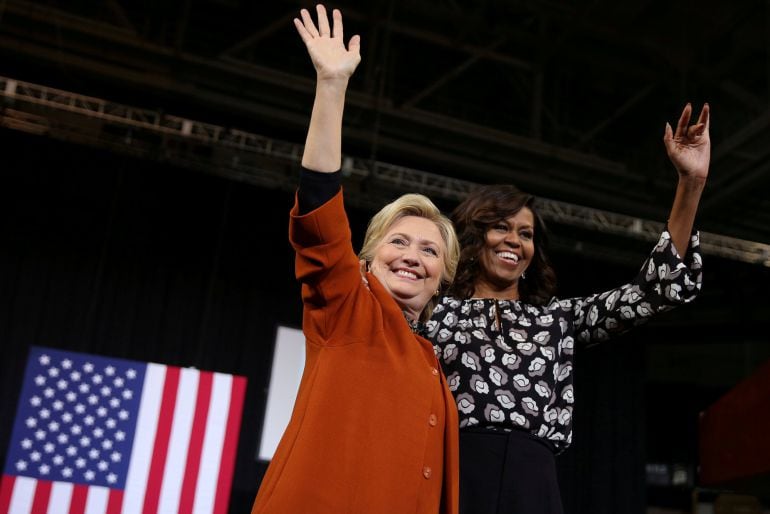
[2, 75, 769, 267]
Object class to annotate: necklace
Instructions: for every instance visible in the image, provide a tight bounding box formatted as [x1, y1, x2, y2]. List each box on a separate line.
[403, 312, 427, 336]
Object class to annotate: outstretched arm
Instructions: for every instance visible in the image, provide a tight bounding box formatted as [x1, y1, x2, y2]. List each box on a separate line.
[294, 5, 361, 173]
[663, 103, 710, 257]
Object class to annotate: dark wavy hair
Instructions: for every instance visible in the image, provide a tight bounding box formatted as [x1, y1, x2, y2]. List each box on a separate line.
[448, 185, 557, 305]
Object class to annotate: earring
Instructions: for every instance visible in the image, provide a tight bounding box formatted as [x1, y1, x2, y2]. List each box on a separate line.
[521, 271, 526, 279]
[434, 289, 440, 296]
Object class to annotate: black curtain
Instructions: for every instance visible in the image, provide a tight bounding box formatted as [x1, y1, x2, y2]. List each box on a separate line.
[558, 335, 646, 514]
[1, 129, 648, 513]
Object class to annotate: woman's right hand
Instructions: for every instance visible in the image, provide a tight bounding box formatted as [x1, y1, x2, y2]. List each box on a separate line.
[294, 5, 361, 82]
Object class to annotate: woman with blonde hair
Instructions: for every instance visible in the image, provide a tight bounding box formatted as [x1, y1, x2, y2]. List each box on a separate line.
[251, 5, 460, 514]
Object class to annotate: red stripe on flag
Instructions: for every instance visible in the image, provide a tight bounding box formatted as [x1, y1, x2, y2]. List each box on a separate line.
[0, 475, 15, 514]
[178, 371, 214, 514]
[106, 489, 123, 514]
[68, 484, 88, 514]
[142, 366, 181, 514]
[30, 479, 52, 514]
[213, 375, 247, 514]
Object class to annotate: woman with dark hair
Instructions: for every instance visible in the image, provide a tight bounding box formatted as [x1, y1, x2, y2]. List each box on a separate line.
[448, 188, 557, 306]
[427, 104, 709, 514]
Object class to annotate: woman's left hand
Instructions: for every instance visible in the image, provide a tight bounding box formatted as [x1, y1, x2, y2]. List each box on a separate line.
[663, 103, 710, 182]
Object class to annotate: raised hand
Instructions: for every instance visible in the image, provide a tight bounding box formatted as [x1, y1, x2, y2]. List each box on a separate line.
[294, 5, 361, 82]
[663, 103, 710, 182]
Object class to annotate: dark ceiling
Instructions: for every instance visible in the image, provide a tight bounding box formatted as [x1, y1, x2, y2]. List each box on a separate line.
[1, 0, 769, 359]
[1, 0, 770, 244]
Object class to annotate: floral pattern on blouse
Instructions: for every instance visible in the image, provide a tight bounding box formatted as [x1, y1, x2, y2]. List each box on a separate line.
[427, 230, 702, 452]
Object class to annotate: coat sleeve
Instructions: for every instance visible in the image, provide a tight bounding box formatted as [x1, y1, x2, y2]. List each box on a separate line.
[555, 229, 703, 345]
[289, 189, 371, 342]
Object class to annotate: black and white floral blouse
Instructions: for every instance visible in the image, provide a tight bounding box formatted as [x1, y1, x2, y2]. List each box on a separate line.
[427, 230, 703, 453]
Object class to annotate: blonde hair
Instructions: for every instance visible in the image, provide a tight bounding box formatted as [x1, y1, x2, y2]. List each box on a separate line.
[358, 194, 459, 320]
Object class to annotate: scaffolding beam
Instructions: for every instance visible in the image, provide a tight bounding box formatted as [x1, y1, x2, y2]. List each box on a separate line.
[2, 75, 768, 267]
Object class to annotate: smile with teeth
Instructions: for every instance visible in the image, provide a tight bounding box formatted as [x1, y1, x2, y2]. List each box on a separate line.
[496, 251, 520, 263]
[394, 269, 420, 280]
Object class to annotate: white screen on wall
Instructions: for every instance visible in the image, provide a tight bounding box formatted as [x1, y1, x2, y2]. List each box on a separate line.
[257, 326, 306, 461]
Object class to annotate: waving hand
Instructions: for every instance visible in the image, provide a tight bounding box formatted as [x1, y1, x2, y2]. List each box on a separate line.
[664, 103, 711, 258]
[295, 5, 360, 173]
[294, 5, 361, 82]
[663, 103, 710, 182]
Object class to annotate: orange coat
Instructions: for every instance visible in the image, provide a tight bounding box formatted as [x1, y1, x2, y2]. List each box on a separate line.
[252, 191, 459, 514]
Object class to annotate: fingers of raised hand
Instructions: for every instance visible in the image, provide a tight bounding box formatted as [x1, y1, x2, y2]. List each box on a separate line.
[293, 17, 312, 44]
[696, 103, 710, 129]
[299, 8, 319, 38]
[332, 8, 344, 39]
[663, 124, 678, 157]
[348, 34, 361, 56]
[674, 103, 692, 139]
[668, 103, 710, 144]
[316, 4, 331, 37]
[686, 123, 708, 140]
[295, 6, 349, 45]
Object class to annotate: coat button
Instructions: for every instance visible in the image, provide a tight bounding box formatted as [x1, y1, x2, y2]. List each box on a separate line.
[423, 466, 432, 479]
[431, 367, 439, 376]
[429, 414, 437, 426]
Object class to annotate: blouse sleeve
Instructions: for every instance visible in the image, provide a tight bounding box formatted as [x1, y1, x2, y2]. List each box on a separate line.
[297, 167, 341, 214]
[556, 229, 703, 345]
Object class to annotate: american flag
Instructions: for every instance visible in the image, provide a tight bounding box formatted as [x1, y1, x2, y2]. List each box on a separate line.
[0, 346, 246, 514]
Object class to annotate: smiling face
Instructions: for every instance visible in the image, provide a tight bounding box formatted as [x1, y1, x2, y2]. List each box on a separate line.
[369, 215, 446, 320]
[474, 207, 535, 299]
